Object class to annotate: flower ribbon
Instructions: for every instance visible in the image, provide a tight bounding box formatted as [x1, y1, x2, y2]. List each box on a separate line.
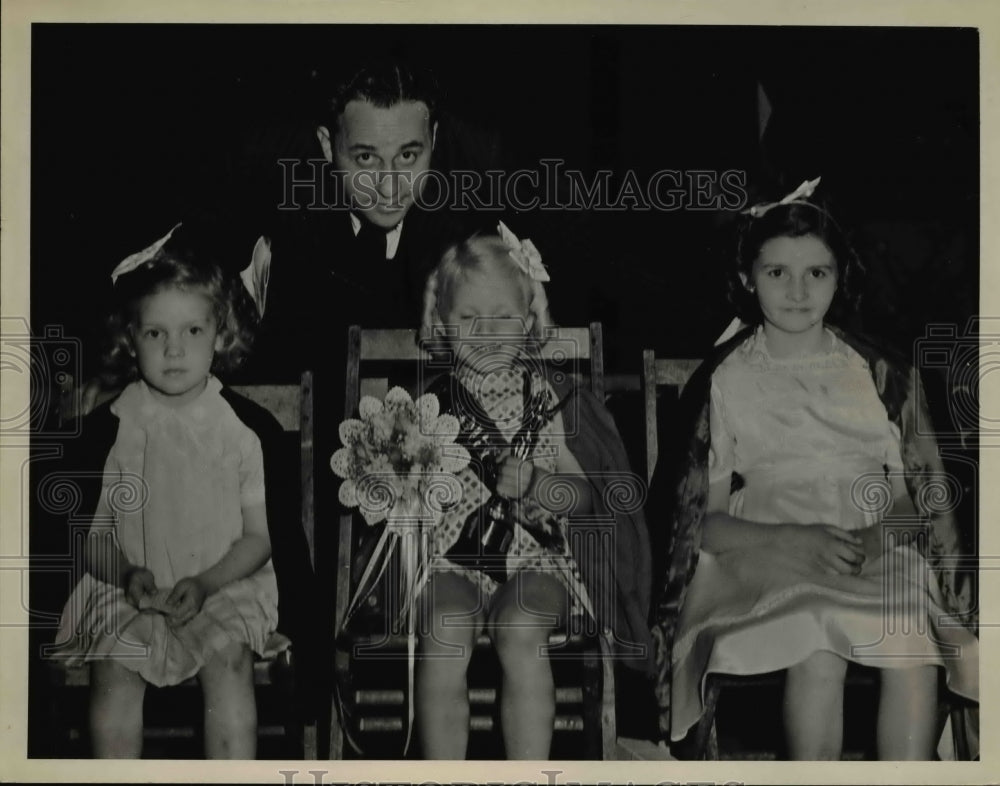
[742, 176, 822, 219]
[110, 222, 182, 284]
[497, 221, 550, 282]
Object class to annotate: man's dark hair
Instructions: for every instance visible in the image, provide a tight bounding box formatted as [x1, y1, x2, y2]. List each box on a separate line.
[323, 57, 441, 134]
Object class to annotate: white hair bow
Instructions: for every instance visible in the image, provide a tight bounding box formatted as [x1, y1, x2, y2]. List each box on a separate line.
[240, 235, 272, 318]
[497, 221, 550, 282]
[110, 223, 181, 284]
[742, 176, 822, 219]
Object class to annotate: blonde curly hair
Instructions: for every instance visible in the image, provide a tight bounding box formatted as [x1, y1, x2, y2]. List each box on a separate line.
[419, 233, 553, 354]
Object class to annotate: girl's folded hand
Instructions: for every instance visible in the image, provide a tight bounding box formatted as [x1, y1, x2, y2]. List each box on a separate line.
[124, 567, 158, 608]
[166, 576, 208, 627]
[777, 523, 865, 576]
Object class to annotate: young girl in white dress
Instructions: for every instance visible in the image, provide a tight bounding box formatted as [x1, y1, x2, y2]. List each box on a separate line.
[664, 181, 978, 759]
[54, 227, 279, 758]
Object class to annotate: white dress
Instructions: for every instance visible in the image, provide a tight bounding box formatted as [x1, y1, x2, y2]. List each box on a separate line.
[53, 377, 279, 686]
[670, 328, 979, 741]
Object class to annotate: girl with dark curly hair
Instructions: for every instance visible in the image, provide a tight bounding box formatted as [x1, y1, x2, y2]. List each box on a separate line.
[653, 180, 978, 760]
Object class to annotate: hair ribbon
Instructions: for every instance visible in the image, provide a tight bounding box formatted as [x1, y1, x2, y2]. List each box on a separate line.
[497, 221, 550, 282]
[110, 222, 182, 284]
[742, 176, 822, 219]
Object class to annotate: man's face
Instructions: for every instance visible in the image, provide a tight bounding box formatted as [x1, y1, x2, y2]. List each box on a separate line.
[318, 99, 436, 230]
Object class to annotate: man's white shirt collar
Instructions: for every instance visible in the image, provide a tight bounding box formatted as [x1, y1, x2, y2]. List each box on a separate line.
[350, 213, 403, 260]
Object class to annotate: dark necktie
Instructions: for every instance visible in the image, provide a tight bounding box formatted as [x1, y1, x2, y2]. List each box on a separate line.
[354, 217, 388, 263]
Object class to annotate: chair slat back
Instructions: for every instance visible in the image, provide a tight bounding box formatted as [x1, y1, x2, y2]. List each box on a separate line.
[232, 371, 315, 568]
[641, 351, 700, 483]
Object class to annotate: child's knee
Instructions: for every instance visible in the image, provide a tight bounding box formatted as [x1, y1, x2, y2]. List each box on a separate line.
[90, 659, 147, 697]
[790, 651, 848, 684]
[204, 641, 253, 679]
[491, 611, 555, 664]
[881, 664, 938, 692]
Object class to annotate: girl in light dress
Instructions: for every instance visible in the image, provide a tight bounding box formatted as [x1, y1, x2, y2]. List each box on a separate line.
[414, 224, 654, 759]
[54, 228, 279, 758]
[654, 181, 978, 759]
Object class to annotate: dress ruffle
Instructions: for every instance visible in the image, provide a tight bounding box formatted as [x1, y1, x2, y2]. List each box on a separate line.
[53, 570, 279, 686]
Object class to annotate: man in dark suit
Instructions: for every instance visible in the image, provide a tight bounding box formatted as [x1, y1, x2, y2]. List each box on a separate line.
[239, 58, 473, 382]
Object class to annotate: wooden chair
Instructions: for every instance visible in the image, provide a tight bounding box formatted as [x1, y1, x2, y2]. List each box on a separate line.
[329, 323, 616, 760]
[44, 372, 318, 759]
[641, 351, 976, 760]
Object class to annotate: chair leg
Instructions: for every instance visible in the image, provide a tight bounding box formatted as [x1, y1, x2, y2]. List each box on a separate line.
[600, 654, 617, 761]
[303, 722, 319, 760]
[706, 716, 720, 760]
[273, 651, 304, 759]
[329, 685, 345, 759]
[584, 636, 618, 760]
[693, 678, 722, 760]
[950, 705, 971, 761]
[47, 666, 72, 757]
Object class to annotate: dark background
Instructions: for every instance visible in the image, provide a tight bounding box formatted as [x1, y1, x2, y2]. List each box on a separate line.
[31, 24, 978, 373]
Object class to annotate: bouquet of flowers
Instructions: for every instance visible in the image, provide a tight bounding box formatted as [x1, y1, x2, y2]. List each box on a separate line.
[330, 387, 472, 755]
[331, 386, 470, 530]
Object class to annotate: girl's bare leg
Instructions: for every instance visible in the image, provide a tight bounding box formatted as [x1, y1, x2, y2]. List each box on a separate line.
[488, 571, 567, 760]
[416, 572, 486, 759]
[90, 659, 147, 758]
[198, 641, 257, 759]
[877, 666, 938, 760]
[783, 650, 848, 759]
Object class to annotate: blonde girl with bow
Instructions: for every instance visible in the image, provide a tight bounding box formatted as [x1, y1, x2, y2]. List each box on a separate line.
[410, 223, 654, 759]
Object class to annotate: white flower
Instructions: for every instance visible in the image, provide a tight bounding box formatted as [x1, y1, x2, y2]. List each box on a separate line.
[330, 447, 353, 479]
[415, 392, 439, 423]
[358, 395, 384, 420]
[371, 412, 394, 444]
[383, 386, 414, 413]
[339, 418, 366, 446]
[338, 477, 359, 507]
